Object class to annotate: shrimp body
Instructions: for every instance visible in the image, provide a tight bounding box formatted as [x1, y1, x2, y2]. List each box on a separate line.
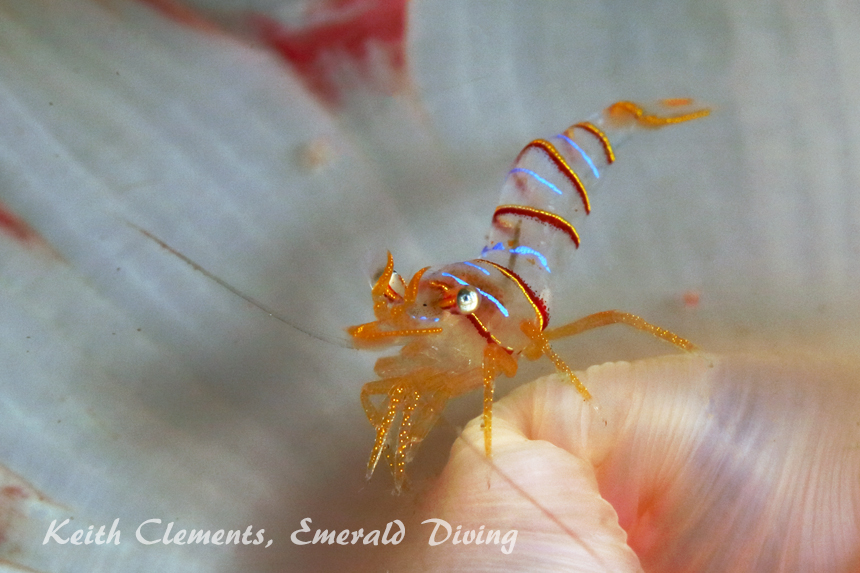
[349, 100, 709, 491]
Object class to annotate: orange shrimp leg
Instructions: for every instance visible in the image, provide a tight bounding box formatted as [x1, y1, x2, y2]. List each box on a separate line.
[361, 378, 408, 480]
[521, 320, 593, 401]
[521, 310, 697, 401]
[362, 373, 452, 491]
[390, 387, 421, 490]
[545, 310, 697, 352]
[480, 344, 519, 457]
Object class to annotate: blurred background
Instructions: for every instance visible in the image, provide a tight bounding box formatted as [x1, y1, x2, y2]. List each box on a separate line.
[0, 0, 857, 570]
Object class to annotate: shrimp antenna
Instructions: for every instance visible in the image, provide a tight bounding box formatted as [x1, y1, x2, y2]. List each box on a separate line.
[124, 220, 353, 350]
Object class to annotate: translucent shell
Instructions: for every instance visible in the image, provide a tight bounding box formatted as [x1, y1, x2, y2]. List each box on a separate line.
[349, 100, 709, 492]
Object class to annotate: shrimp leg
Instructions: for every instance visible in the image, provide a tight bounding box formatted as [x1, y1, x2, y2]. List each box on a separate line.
[521, 320, 594, 400]
[545, 310, 697, 352]
[361, 378, 408, 480]
[521, 310, 696, 402]
[480, 344, 519, 457]
[362, 373, 452, 491]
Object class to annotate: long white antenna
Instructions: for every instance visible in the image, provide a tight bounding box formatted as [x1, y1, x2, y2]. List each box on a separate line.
[124, 220, 353, 350]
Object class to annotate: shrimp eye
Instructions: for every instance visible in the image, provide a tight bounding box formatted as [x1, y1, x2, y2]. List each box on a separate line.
[456, 286, 480, 313]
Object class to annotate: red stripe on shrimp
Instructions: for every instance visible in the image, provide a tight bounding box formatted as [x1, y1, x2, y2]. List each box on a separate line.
[569, 122, 615, 164]
[492, 205, 580, 248]
[479, 259, 549, 331]
[516, 139, 591, 214]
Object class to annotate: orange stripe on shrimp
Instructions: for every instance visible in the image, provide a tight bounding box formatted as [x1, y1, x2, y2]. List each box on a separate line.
[492, 204, 581, 247]
[479, 259, 549, 332]
[516, 139, 591, 213]
[569, 121, 615, 164]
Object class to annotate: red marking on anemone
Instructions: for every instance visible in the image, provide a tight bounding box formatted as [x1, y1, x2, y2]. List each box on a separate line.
[136, 0, 222, 32]
[0, 486, 28, 547]
[252, 0, 409, 106]
[0, 203, 46, 247]
[682, 289, 701, 309]
[0, 487, 26, 501]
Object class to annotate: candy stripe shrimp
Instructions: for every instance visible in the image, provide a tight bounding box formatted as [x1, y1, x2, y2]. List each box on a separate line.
[349, 99, 710, 492]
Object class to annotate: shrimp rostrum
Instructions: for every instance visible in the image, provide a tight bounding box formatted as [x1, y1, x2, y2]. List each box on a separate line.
[348, 99, 709, 492]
